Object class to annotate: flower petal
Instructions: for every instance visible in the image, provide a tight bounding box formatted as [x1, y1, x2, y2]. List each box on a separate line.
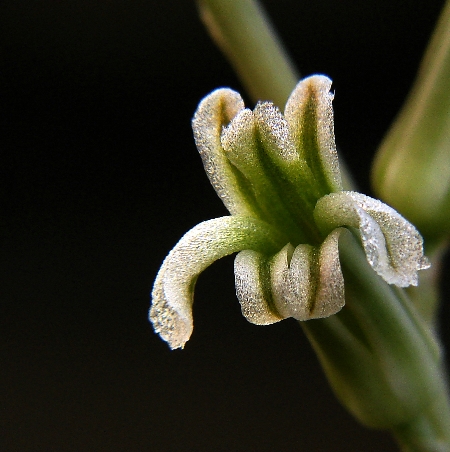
[150, 216, 287, 349]
[192, 88, 262, 218]
[314, 191, 430, 287]
[234, 229, 345, 324]
[284, 75, 343, 193]
[254, 102, 324, 232]
[221, 107, 306, 243]
[271, 229, 345, 320]
[234, 250, 284, 325]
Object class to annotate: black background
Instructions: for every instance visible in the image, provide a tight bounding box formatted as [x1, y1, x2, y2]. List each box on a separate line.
[1, 0, 449, 450]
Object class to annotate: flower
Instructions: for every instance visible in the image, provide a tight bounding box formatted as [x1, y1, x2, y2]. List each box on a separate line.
[150, 75, 430, 350]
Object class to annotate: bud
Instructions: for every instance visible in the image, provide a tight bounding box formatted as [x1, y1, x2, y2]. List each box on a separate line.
[372, 0, 450, 246]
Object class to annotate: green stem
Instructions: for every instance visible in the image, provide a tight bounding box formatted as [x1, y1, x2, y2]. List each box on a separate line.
[196, 0, 299, 108]
[304, 232, 450, 446]
[196, 0, 355, 189]
[393, 394, 450, 452]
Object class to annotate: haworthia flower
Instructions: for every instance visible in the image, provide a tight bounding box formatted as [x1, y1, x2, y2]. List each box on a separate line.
[150, 75, 430, 350]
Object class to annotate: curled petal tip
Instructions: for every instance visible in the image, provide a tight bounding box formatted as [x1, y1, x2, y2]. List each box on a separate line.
[150, 261, 192, 350]
[150, 216, 287, 349]
[314, 191, 430, 287]
[149, 301, 191, 350]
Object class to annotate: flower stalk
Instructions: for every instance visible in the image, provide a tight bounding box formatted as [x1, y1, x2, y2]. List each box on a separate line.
[196, 0, 299, 108]
[149, 72, 446, 447]
[304, 231, 445, 424]
[150, 0, 450, 449]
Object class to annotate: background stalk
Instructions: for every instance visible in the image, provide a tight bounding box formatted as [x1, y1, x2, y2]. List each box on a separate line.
[196, 0, 355, 189]
[196, 0, 299, 109]
[372, 0, 450, 250]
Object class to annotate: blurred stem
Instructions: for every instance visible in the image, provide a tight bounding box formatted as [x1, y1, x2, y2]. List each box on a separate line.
[196, 0, 354, 189]
[372, 0, 450, 325]
[304, 232, 450, 447]
[393, 394, 450, 452]
[372, 0, 450, 248]
[406, 241, 448, 330]
[196, 0, 299, 109]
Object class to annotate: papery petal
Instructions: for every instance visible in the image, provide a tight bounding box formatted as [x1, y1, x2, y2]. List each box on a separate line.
[271, 229, 345, 320]
[234, 229, 345, 324]
[284, 75, 343, 193]
[234, 250, 284, 325]
[192, 88, 262, 217]
[314, 191, 430, 287]
[150, 216, 287, 349]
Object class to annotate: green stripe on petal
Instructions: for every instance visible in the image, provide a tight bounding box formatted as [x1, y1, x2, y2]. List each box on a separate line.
[192, 88, 264, 218]
[253, 102, 324, 242]
[150, 216, 287, 349]
[221, 107, 307, 243]
[254, 101, 322, 204]
[284, 75, 343, 193]
[314, 191, 430, 287]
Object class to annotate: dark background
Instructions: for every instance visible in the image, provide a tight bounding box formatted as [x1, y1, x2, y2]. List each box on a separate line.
[1, 0, 449, 450]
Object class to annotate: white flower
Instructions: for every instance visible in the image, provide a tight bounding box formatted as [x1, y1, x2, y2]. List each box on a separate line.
[150, 76, 429, 349]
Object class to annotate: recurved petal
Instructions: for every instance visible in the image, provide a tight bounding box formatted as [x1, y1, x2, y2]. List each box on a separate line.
[314, 191, 430, 287]
[192, 88, 261, 217]
[284, 75, 342, 193]
[150, 216, 287, 349]
[150, 259, 191, 350]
